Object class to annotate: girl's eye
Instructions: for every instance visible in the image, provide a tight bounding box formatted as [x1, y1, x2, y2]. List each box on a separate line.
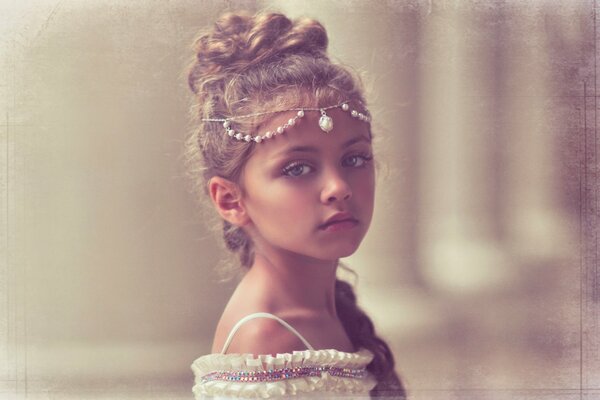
[281, 154, 371, 177]
[282, 162, 313, 177]
[343, 153, 373, 168]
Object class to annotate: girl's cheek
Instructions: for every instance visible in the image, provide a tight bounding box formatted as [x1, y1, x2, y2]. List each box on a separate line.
[284, 191, 312, 213]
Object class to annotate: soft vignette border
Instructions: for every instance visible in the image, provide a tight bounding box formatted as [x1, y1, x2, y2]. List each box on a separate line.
[0, 0, 598, 399]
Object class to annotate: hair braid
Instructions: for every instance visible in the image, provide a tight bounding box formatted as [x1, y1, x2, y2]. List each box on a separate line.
[336, 279, 407, 398]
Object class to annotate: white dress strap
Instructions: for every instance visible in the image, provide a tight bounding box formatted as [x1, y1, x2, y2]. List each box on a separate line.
[220, 312, 315, 354]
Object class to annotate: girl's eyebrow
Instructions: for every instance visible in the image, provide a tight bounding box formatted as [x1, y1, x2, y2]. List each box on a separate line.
[275, 134, 371, 157]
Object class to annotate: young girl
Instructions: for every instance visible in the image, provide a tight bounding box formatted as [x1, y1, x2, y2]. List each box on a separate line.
[186, 11, 406, 399]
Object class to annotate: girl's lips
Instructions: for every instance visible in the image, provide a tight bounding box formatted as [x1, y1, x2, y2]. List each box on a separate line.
[320, 219, 358, 232]
[319, 212, 357, 229]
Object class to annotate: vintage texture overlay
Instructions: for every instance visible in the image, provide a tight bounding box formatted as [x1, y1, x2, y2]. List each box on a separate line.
[1, 1, 599, 399]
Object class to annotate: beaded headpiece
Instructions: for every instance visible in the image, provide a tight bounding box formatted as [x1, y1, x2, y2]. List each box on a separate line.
[201, 101, 371, 144]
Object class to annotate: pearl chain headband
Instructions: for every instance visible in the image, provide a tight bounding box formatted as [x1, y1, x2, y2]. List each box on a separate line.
[201, 101, 371, 144]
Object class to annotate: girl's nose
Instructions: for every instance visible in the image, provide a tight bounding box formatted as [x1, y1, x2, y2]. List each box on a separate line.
[320, 171, 352, 203]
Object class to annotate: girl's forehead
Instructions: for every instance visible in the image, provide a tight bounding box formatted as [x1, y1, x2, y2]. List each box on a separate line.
[252, 108, 372, 156]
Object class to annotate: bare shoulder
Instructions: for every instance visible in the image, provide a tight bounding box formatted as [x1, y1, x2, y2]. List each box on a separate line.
[216, 315, 309, 356]
[211, 270, 309, 355]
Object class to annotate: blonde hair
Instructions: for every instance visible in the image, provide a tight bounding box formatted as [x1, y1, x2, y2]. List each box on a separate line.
[185, 11, 406, 398]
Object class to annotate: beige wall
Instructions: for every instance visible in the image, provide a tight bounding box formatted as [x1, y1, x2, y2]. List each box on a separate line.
[1, 1, 597, 399]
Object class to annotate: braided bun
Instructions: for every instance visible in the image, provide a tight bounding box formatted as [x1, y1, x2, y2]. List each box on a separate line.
[189, 12, 328, 92]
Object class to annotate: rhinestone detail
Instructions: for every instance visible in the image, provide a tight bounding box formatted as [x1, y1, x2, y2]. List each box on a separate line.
[200, 365, 367, 383]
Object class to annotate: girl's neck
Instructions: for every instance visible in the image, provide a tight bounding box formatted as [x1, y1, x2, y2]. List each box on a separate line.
[246, 252, 339, 319]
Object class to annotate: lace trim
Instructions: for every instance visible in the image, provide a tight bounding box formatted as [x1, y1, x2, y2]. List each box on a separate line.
[191, 348, 377, 398]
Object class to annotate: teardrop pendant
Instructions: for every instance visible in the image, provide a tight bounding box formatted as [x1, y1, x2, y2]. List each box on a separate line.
[318, 110, 333, 133]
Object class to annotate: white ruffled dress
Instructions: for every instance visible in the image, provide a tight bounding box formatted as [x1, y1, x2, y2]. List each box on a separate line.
[191, 312, 377, 399]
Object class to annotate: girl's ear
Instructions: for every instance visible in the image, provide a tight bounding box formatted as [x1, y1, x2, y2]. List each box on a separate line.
[208, 176, 250, 227]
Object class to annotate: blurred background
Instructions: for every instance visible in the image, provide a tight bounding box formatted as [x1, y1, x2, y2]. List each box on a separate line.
[1, 0, 598, 399]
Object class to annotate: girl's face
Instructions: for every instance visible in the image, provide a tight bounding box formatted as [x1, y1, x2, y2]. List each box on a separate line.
[240, 106, 375, 262]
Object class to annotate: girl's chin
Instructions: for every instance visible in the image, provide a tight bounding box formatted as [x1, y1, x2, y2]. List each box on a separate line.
[278, 246, 360, 263]
[316, 243, 362, 261]
[269, 236, 365, 261]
